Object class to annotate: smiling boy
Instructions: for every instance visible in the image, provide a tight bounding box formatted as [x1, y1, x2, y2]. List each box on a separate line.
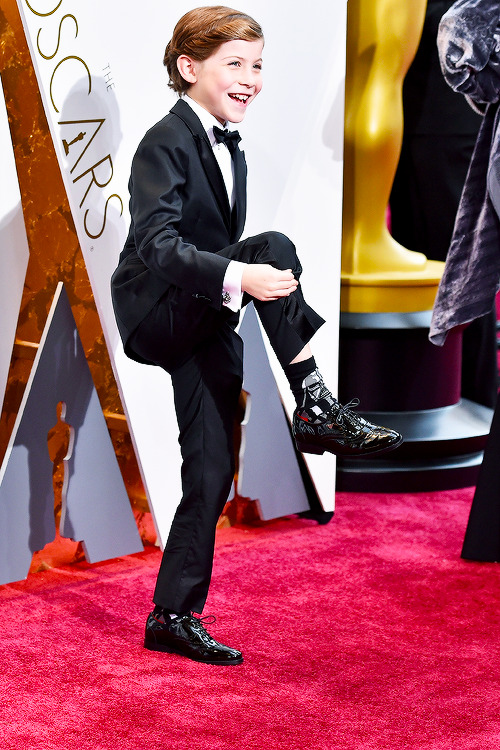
[111, 6, 402, 666]
[177, 38, 263, 124]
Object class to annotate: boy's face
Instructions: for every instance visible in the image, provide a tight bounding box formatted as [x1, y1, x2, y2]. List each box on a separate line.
[182, 39, 264, 124]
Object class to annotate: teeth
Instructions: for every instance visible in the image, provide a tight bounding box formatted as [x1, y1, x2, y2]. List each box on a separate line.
[230, 94, 249, 102]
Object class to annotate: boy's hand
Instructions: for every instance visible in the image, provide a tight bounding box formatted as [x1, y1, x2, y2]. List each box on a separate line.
[241, 264, 298, 301]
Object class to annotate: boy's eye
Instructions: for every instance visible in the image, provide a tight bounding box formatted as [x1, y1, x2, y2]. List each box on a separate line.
[228, 60, 241, 67]
[253, 63, 262, 70]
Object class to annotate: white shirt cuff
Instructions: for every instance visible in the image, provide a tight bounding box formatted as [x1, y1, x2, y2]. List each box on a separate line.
[222, 260, 245, 312]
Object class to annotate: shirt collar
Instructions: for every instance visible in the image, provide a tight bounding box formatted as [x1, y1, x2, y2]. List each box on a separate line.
[184, 95, 232, 147]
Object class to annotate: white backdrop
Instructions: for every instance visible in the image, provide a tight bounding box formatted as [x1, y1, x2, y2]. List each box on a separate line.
[13, 0, 347, 544]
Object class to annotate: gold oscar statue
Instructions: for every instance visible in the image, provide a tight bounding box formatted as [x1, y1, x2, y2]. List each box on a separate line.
[341, 0, 444, 312]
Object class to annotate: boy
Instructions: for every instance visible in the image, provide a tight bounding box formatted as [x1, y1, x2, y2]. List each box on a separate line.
[111, 6, 402, 666]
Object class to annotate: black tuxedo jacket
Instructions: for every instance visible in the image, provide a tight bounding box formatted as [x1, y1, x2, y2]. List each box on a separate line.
[111, 98, 247, 363]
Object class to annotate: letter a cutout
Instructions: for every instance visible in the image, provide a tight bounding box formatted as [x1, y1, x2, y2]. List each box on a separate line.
[238, 304, 311, 520]
[0, 282, 143, 585]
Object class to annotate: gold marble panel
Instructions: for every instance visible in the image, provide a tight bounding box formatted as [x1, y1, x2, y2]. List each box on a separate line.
[0, 1, 154, 565]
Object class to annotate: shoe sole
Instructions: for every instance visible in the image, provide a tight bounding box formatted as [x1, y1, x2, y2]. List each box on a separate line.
[144, 639, 244, 665]
[295, 433, 404, 457]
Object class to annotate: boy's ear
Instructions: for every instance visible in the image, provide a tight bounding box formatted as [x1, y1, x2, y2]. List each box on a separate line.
[177, 55, 198, 85]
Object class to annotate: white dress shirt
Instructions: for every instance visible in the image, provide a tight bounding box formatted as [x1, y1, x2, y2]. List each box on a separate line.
[184, 96, 245, 312]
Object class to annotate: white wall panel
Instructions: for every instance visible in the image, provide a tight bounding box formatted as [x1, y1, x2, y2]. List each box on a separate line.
[15, 0, 347, 537]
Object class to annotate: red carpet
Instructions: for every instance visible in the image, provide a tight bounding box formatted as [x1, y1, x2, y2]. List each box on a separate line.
[2, 487, 500, 750]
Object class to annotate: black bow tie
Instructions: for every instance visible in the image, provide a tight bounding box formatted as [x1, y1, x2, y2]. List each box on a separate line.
[213, 126, 241, 155]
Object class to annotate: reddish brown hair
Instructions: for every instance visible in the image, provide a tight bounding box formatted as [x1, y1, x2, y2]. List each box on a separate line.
[164, 6, 264, 94]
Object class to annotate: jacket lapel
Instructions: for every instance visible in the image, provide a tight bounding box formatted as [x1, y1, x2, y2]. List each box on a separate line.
[171, 99, 232, 231]
[231, 146, 247, 242]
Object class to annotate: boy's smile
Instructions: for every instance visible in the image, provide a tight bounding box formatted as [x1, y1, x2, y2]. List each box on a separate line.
[178, 39, 264, 125]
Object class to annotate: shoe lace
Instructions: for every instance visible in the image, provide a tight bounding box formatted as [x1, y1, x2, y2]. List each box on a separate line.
[198, 614, 216, 627]
[187, 614, 221, 646]
[188, 614, 216, 632]
[332, 398, 361, 426]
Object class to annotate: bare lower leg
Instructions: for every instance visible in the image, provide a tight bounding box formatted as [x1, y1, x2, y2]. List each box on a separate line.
[289, 344, 312, 365]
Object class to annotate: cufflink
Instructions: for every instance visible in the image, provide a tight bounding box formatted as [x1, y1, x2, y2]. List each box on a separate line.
[222, 291, 231, 305]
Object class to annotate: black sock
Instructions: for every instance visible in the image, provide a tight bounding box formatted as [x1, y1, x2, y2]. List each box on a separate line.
[284, 356, 317, 405]
[153, 605, 183, 621]
[284, 356, 337, 418]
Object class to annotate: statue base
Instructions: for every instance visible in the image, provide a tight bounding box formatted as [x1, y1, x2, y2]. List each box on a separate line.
[340, 260, 444, 313]
[336, 311, 494, 492]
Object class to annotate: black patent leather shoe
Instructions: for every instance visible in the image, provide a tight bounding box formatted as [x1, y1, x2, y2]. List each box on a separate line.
[144, 612, 243, 665]
[292, 399, 403, 457]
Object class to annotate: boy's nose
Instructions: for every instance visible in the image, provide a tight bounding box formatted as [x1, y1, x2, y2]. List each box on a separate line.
[238, 74, 254, 88]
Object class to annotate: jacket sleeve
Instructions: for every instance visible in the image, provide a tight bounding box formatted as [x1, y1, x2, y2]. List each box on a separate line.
[437, 0, 500, 108]
[129, 124, 230, 307]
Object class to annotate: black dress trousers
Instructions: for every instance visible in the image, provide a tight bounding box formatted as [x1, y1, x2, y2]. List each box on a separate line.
[129, 230, 325, 614]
